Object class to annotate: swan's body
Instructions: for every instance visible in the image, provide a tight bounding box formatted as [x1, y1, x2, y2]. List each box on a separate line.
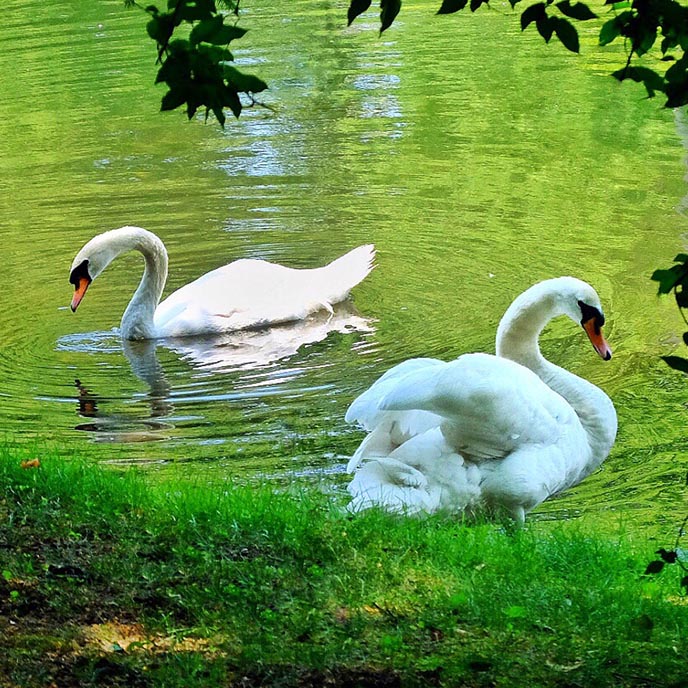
[69, 226, 375, 340]
[345, 277, 617, 523]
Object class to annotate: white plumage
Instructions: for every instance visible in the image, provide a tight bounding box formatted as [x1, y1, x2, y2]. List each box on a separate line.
[345, 277, 617, 524]
[69, 226, 375, 341]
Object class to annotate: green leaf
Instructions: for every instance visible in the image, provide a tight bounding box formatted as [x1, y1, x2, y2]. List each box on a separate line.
[536, 14, 554, 42]
[175, 0, 217, 22]
[656, 548, 678, 564]
[146, 13, 175, 43]
[161, 88, 188, 111]
[676, 287, 688, 308]
[223, 88, 243, 118]
[2, 570, 12, 582]
[437, 0, 468, 13]
[348, 0, 372, 25]
[380, 0, 402, 33]
[551, 16, 579, 52]
[521, 2, 546, 30]
[612, 66, 665, 98]
[211, 105, 226, 127]
[223, 65, 268, 93]
[635, 25, 657, 56]
[599, 17, 621, 45]
[555, 0, 596, 20]
[661, 356, 688, 373]
[155, 48, 191, 85]
[187, 101, 200, 119]
[190, 16, 247, 45]
[651, 265, 685, 293]
[644, 560, 665, 574]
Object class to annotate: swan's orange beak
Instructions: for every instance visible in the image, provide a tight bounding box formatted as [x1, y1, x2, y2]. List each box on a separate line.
[71, 277, 91, 312]
[583, 318, 612, 361]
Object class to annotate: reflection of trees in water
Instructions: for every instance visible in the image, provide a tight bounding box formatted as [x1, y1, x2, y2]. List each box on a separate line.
[73, 305, 374, 444]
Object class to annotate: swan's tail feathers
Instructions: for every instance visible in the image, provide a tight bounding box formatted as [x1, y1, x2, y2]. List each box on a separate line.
[346, 429, 483, 516]
[347, 458, 436, 515]
[347, 421, 395, 473]
[321, 244, 375, 304]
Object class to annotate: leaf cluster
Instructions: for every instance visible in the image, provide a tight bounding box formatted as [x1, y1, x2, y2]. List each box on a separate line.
[135, 0, 267, 125]
[644, 513, 688, 593]
[651, 253, 688, 372]
[347, 0, 688, 107]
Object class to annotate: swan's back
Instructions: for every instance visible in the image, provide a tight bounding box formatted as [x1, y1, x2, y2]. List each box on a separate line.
[154, 245, 375, 337]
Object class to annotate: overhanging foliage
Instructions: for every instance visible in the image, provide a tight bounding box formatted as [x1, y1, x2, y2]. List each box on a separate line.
[126, 0, 267, 126]
[129, 0, 688, 126]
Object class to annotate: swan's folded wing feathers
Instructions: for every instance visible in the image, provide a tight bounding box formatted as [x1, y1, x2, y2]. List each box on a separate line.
[380, 353, 577, 460]
[347, 457, 438, 515]
[345, 358, 444, 427]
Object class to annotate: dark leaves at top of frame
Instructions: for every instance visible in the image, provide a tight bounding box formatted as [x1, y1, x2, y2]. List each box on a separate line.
[437, 0, 469, 14]
[380, 0, 402, 33]
[348, 0, 372, 25]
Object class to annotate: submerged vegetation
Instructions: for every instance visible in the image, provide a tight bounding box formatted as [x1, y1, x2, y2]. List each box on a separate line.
[0, 445, 686, 687]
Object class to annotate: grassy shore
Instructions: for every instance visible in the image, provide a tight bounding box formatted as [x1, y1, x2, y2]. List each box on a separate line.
[0, 445, 686, 688]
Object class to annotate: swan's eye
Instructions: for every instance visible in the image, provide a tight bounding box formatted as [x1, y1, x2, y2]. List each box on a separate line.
[69, 260, 91, 287]
[578, 300, 604, 333]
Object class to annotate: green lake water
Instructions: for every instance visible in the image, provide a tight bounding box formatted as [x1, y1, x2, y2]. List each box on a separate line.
[2, 0, 688, 533]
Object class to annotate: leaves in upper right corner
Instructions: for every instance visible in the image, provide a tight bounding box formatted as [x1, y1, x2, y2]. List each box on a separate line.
[521, 3, 546, 31]
[348, 0, 372, 25]
[437, 0, 469, 14]
[189, 15, 247, 46]
[551, 16, 580, 52]
[599, 11, 632, 46]
[380, 0, 402, 33]
[555, 0, 597, 20]
[347, 0, 402, 32]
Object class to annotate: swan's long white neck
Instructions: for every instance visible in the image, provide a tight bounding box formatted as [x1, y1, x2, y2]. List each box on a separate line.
[101, 227, 168, 340]
[495, 279, 617, 469]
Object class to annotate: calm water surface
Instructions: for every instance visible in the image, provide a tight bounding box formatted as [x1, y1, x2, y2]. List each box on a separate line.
[2, 0, 688, 532]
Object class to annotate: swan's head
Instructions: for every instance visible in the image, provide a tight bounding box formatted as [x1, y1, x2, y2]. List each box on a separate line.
[555, 277, 612, 361]
[69, 239, 110, 312]
[69, 227, 149, 312]
[498, 276, 612, 361]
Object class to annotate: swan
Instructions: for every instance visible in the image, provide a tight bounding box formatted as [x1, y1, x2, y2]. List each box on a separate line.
[69, 226, 375, 340]
[345, 277, 617, 524]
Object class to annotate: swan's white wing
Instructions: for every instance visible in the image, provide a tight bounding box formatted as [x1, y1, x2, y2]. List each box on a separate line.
[345, 357, 445, 430]
[379, 353, 578, 461]
[345, 358, 447, 472]
[154, 246, 375, 337]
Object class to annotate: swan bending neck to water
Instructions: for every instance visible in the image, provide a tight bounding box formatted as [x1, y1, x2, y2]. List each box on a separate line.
[69, 226, 375, 341]
[345, 277, 617, 524]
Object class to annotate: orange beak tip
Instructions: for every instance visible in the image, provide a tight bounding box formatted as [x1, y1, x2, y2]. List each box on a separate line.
[583, 318, 612, 361]
[70, 276, 90, 313]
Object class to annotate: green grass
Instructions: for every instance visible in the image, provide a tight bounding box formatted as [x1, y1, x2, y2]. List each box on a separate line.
[0, 444, 686, 688]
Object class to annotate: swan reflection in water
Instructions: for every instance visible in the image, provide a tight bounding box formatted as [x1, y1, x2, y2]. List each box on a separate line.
[73, 338, 174, 443]
[67, 304, 374, 443]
